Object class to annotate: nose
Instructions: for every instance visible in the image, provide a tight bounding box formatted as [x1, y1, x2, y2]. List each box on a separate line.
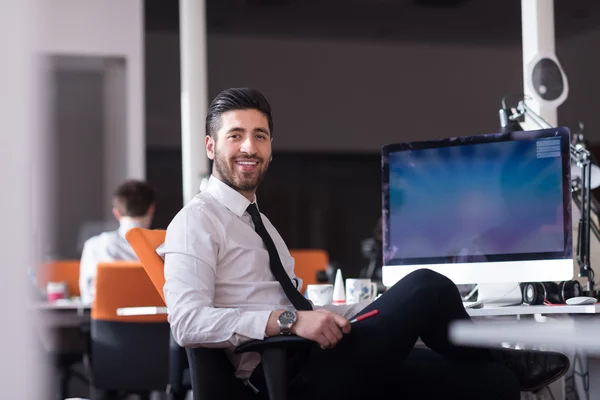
[240, 136, 257, 155]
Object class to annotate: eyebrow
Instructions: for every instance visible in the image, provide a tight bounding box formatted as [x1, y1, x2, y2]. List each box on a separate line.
[227, 127, 270, 136]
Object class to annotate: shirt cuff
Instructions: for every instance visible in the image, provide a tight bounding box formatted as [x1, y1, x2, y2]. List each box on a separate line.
[235, 310, 273, 340]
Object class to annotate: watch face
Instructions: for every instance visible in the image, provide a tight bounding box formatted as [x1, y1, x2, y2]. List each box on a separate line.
[279, 311, 296, 326]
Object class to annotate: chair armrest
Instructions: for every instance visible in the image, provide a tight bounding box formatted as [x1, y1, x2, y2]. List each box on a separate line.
[233, 335, 316, 354]
[116, 306, 168, 316]
[234, 336, 317, 400]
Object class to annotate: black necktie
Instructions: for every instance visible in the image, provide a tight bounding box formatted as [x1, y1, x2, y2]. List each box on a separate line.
[246, 203, 313, 311]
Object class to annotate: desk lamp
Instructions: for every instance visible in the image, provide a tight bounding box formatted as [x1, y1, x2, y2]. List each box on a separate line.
[499, 96, 598, 297]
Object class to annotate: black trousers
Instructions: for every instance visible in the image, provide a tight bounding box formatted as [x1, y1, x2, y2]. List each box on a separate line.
[250, 269, 520, 400]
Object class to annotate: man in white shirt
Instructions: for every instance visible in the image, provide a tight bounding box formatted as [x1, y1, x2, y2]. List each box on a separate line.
[79, 179, 155, 305]
[160, 88, 568, 400]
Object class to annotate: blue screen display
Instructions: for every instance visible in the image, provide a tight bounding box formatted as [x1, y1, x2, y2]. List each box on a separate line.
[386, 137, 566, 261]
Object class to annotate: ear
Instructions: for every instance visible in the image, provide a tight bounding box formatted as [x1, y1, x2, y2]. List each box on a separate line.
[205, 135, 215, 160]
[112, 207, 121, 221]
[146, 203, 156, 217]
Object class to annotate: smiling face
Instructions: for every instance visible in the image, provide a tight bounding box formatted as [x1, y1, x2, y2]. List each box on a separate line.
[205, 109, 273, 201]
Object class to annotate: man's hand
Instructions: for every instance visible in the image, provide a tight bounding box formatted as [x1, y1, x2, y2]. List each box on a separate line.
[265, 309, 351, 349]
[293, 309, 351, 349]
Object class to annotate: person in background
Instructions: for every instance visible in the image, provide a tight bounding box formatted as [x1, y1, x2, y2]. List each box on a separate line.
[79, 179, 156, 305]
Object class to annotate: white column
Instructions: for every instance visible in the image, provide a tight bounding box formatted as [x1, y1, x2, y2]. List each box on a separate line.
[127, 0, 146, 181]
[0, 0, 45, 398]
[521, 0, 558, 127]
[180, 0, 210, 205]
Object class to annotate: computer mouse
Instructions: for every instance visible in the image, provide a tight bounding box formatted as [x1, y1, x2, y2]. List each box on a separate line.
[566, 296, 597, 305]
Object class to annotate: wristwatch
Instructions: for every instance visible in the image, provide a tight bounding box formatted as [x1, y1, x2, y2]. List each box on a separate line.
[277, 310, 297, 335]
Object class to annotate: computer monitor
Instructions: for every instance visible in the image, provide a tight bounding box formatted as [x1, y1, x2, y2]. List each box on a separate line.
[381, 127, 574, 288]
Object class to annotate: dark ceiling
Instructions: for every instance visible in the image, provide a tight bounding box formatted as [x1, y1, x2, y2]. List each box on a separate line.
[145, 0, 600, 46]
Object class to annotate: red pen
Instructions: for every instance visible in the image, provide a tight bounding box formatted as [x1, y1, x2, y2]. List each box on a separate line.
[349, 309, 379, 324]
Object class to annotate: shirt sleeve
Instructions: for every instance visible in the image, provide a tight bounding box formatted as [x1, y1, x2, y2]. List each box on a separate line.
[160, 205, 272, 348]
[79, 239, 97, 305]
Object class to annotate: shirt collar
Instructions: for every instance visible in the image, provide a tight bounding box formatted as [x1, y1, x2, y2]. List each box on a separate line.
[118, 217, 145, 238]
[204, 175, 258, 217]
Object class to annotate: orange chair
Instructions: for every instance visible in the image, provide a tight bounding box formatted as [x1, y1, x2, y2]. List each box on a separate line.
[289, 249, 329, 293]
[36, 260, 80, 297]
[89, 261, 169, 398]
[125, 228, 167, 302]
[124, 228, 190, 400]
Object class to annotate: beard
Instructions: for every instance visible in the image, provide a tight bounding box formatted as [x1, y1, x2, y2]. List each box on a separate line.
[213, 150, 270, 193]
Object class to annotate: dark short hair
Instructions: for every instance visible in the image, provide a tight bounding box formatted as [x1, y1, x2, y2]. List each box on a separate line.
[112, 180, 155, 217]
[205, 87, 274, 138]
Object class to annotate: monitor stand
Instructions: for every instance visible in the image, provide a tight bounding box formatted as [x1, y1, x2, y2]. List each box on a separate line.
[477, 282, 522, 307]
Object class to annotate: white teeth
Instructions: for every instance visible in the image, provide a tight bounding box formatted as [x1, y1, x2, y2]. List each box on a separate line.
[237, 161, 257, 165]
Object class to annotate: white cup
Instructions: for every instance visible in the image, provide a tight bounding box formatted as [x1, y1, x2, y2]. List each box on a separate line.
[46, 281, 69, 302]
[306, 284, 334, 306]
[345, 279, 377, 304]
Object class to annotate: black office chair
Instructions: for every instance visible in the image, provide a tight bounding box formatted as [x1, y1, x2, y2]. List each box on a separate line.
[186, 336, 316, 400]
[90, 263, 170, 400]
[168, 334, 191, 400]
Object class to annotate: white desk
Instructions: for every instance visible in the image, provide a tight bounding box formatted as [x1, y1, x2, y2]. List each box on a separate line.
[455, 304, 600, 400]
[466, 304, 600, 317]
[33, 301, 90, 356]
[32, 301, 89, 313]
[450, 318, 600, 353]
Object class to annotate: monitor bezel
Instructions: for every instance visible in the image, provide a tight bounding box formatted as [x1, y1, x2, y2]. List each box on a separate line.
[381, 126, 573, 269]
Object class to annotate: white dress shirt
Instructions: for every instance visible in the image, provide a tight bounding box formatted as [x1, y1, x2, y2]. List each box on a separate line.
[79, 217, 144, 305]
[159, 175, 367, 379]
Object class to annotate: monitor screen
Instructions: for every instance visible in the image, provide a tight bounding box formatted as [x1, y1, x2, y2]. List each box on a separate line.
[381, 127, 574, 286]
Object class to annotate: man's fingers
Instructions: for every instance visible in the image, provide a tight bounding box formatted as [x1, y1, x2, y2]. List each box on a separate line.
[328, 324, 343, 342]
[323, 328, 339, 347]
[333, 313, 351, 334]
[318, 335, 331, 349]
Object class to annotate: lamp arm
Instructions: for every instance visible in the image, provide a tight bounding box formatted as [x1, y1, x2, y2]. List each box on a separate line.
[511, 101, 596, 295]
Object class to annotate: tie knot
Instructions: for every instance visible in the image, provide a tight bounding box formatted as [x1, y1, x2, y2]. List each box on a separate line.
[246, 203, 260, 220]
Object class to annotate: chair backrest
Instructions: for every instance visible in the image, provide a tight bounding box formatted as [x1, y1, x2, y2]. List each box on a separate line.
[90, 261, 169, 392]
[289, 249, 329, 292]
[37, 259, 81, 297]
[92, 261, 166, 323]
[124, 228, 167, 302]
[124, 228, 253, 400]
[124, 228, 193, 396]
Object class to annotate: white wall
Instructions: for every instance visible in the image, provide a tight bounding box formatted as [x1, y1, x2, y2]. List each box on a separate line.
[146, 30, 600, 152]
[0, 1, 45, 398]
[39, 0, 144, 180]
[37, 0, 143, 257]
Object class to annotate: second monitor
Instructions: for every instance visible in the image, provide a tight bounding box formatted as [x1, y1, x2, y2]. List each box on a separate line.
[381, 127, 574, 288]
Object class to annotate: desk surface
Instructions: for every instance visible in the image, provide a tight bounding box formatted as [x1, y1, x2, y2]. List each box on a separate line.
[467, 304, 600, 317]
[32, 301, 90, 311]
[449, 318, 600, 354]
